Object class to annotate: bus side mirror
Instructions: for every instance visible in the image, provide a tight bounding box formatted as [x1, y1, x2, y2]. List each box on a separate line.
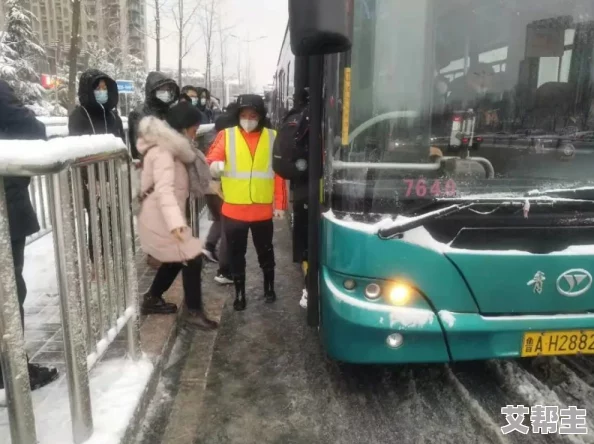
[289, 0, 353, 56]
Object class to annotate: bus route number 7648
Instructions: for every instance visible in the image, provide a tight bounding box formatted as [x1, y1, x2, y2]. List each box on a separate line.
[403, 179, 457, 198]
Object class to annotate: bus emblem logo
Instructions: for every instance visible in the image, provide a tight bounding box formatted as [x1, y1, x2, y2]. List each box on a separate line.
[556, 269, 592, 297]
[527, 271, 546, 294]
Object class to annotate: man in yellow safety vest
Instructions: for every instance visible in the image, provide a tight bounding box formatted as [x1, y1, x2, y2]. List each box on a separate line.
[206, 94, 288, 311]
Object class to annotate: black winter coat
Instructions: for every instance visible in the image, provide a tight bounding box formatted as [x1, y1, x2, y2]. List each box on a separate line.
[128, 72, 180, 159]
[68, 69, 126, 209]
[68, 69, 125, 141]
[0, 80, 45, 240]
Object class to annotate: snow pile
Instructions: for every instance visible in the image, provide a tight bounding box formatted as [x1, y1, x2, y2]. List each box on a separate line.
[0, 134, 127, 175]
[82, 358, 153, 444]
[0, 358, 153, 444]
[15, 358, 153, 444]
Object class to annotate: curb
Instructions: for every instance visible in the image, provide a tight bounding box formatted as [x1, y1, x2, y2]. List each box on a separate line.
[119, 303, 187, 444]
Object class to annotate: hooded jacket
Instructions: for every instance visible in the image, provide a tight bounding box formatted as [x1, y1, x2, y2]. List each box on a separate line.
[68, 69, 125, 141]
[136, 116, 201, 263]
[0, 80, 44, 240]
[196, 87, 214, 124]
[128, 72, 180, 159]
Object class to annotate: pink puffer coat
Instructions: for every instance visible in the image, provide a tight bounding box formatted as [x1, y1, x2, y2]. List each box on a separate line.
[136, 116, 201, 263]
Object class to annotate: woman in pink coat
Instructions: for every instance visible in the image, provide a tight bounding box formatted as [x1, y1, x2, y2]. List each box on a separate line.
[136, 102, 217, 330]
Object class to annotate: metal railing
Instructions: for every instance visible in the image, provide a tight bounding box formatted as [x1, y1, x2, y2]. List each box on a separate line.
[26, 119, 218, 244]
[25, 118, 132, 245]
[0, 134, 140, 444]
[37, 116, 129, 139]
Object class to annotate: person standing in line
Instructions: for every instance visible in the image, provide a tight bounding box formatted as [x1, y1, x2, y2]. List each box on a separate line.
[136, 102, 218, 330]
[179, 85, 197, 105]
[207, 94, 287, 311]
[196, 87, 215, 123]
[68, 69, 125, 273]
[128, 72, 180, 269]
[128, 72, 180, 161]
[0, 79, 59, 389]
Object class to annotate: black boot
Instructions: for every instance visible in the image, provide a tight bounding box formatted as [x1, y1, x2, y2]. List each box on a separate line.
[141, 291, 178, 315]
[264, 270, 276, 304]
[233, 275, 247, 311]
[28, 363, 59, 390]
[186, 308, 219, 330]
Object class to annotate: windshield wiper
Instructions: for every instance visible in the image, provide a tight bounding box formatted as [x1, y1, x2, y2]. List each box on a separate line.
[377, 197, 594, 240]
[378, 203, 474, 239]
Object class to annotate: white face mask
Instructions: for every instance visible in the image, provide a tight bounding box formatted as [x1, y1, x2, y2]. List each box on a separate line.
[200, 98, 207, 106]
[240, 119, 259, 133]
[156, 90, 171, 103]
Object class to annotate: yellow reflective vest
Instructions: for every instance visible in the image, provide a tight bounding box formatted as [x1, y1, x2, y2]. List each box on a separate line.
[221, 127, 277, 205]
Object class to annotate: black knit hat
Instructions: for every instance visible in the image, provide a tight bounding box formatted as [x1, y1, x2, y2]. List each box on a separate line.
[236, 94, 266, 118]
[166, 101, 203, 131]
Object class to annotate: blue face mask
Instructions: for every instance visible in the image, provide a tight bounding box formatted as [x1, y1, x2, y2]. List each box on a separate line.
[191, 97, 198, 106]
[94, 90, 108, 105]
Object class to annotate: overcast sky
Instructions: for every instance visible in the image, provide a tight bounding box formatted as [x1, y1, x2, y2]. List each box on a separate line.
[146, 0, 288, 92]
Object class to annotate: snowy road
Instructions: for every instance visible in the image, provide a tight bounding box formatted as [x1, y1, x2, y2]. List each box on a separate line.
[181, 221, 594, 444]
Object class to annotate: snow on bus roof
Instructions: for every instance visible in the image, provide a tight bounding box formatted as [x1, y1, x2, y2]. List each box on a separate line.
[322, 210, 594, 256]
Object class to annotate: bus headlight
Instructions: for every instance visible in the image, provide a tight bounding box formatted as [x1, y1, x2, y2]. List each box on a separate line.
[364, 283, 382, 300]
[388, 283, 413, 306]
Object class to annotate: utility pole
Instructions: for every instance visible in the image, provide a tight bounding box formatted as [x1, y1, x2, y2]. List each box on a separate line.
[230, 33, 267, 95]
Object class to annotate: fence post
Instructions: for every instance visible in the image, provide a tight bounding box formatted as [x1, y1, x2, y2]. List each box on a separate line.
[0, 178, 37, 444]
[118, 160, 141, 360]
[71, 168, 93, 351]
[48, 170, 94, 443]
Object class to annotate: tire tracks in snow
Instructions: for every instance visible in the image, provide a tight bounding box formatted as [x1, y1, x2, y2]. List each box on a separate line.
[487, 359, 594, 444]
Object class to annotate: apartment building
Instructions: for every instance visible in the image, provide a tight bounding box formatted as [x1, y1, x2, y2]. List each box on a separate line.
[11, 0, 147, 70]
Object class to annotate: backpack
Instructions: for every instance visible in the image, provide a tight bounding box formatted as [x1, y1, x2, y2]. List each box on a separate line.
[272, 105, 309, 180]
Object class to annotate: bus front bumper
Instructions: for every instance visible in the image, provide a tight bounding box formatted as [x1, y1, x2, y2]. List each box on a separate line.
[321, 270, 594, 364]
[320, 270, 450, 364]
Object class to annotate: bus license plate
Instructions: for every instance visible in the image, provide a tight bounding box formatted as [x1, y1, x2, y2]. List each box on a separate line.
[521, 330, 594, 357]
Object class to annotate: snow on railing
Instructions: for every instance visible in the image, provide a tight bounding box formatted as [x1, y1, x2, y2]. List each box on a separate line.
[26, 120, 216, 242]
[37, 116, 130, 139]
[0, 134, 141, 444]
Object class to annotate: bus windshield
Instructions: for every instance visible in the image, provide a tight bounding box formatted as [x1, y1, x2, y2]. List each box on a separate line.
[329, 0, 594, 216]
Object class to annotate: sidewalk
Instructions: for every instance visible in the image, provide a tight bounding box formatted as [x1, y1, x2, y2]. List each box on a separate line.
[133, 218, 303, 444]
[0, 214, 214, 444]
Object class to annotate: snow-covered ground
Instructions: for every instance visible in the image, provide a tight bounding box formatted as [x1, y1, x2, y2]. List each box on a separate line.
[0, 232, 154, 444]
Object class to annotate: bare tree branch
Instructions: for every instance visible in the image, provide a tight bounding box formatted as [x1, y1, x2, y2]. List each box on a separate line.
[174, 0, 203, 84]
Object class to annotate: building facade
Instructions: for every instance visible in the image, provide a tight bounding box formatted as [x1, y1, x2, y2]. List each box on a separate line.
[10, 0, 147, 71]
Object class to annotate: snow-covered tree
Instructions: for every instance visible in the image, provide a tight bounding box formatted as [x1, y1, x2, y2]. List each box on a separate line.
[125, 54, 147, 107]
[0, 0, 47, 104]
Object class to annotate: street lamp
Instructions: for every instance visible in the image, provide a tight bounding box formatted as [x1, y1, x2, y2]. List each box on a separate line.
[229, 33, 268, 93]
